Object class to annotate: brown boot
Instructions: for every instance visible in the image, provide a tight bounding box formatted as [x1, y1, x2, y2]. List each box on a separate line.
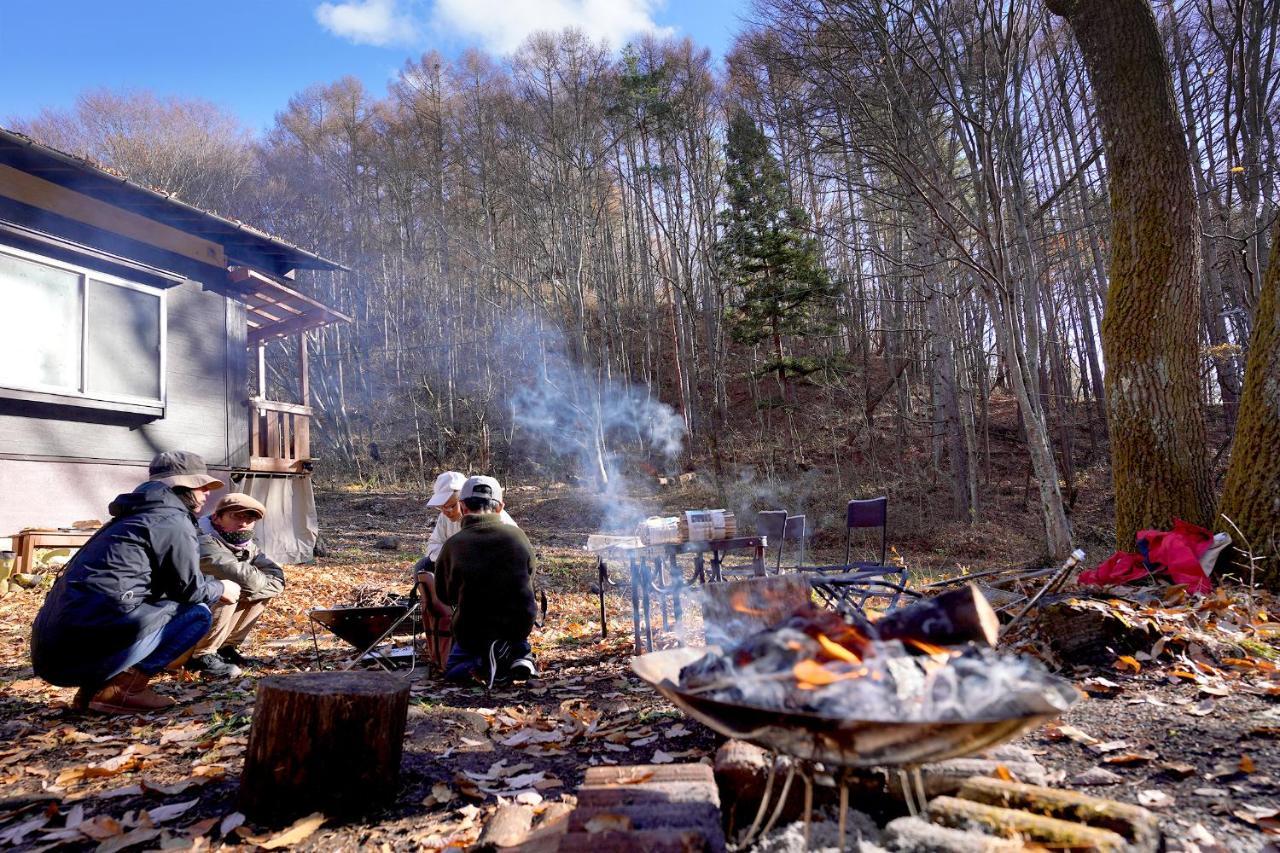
[86, 668, 176, 715]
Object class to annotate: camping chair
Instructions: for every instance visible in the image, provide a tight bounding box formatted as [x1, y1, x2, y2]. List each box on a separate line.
[417, 571, 454, 674]
[800, 497, 910, 616]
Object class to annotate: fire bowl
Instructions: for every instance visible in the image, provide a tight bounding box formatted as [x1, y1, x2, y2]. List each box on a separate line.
[632, 646, 1080, 768]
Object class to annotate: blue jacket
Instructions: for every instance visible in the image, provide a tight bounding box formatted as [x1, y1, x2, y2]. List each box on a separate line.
[30, 482, 223, 686]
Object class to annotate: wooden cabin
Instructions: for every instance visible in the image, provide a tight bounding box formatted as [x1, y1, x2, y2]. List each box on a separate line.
[0, 127, 349, 563]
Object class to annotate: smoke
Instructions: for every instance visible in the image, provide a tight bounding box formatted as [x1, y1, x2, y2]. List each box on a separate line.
[509, 317, 685, 533]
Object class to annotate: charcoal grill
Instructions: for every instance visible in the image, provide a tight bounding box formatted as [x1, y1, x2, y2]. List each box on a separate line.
[633, 646, 1080, 847]
[309, 602, 420, 672]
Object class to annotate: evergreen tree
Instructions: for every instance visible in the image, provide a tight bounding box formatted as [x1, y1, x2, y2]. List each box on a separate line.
[715, 107, 836, 404]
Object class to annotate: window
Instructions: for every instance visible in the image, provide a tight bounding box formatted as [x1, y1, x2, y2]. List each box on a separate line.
[0, 244, 165, 410]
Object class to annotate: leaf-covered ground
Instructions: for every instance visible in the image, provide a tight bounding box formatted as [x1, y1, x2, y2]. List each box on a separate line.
[0, 485, 1277, 851]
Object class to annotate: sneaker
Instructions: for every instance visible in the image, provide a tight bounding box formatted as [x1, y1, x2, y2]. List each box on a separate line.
[509, 655, 538, 681]
[218, 647, 266, 669]
[187, 653, 242, 679]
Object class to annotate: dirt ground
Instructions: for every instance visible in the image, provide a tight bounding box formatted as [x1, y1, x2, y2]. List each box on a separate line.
[0, 484, 1277, 851]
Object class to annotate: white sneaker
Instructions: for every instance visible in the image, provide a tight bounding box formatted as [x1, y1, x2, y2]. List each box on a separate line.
[510, 655, 538, 681]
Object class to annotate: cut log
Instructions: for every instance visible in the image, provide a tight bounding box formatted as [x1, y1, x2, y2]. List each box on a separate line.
[957, 777, 1160, 852]
[239, 671, 410, 825]
[874, 584, 1000, 648]
[1038, 596, 1159, 664]
[927, 796, 1127, 851]
[476, 804, 534, 849]
[882, 816, 1024, 852]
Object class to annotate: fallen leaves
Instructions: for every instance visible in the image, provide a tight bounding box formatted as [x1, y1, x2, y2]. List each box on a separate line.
[1137, 789, 1174, 808]
[241, 811, 328, 849]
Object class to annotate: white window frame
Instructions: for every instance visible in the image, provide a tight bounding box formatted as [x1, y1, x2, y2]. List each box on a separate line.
[0, 242, 167, 410]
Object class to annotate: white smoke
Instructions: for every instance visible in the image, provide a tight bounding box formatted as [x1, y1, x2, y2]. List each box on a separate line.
[509, 319, 685, 533]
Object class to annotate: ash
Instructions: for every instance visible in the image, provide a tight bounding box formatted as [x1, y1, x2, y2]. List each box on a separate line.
[749, 808, 882, 853]
[679, 619, 1073, 722]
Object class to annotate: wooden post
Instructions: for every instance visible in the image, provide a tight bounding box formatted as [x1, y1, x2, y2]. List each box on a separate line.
[240, 672, 410, 825]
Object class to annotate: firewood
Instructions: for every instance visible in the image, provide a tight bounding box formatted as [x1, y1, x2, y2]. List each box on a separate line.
[882, 816, 1024, 852]
[926, 796, 1128, 851]
[476, 804, 535, 849]
[957, 777, 1160, 852]
[874, 584, 1000, 648]
[1037, 596, 1159, 664]
[239, 672, 409, 825]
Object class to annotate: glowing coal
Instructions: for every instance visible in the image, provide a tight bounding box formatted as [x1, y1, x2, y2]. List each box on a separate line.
[678, 605, 1073, 722]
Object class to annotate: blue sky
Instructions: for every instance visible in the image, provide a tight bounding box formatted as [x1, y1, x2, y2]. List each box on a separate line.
[0, 0, 747, 134]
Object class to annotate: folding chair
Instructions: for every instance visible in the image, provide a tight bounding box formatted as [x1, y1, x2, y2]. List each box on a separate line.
[800, 497, 909, 616]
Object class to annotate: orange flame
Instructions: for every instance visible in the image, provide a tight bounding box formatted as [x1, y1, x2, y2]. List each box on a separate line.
[729, 588, 769, 617]
[906, 638, 953, 660]
[815, 632, 863, 663]
[792, 659, 866, 689]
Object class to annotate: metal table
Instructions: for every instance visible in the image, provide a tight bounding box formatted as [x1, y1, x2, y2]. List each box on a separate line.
[595, 536, 768, 653]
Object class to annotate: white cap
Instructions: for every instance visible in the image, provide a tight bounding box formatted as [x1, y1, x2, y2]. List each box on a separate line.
[427, 471, 467, 507]
[459, 475, 503, 504]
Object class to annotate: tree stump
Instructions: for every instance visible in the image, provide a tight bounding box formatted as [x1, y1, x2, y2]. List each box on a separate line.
[239, 671, 410, 825]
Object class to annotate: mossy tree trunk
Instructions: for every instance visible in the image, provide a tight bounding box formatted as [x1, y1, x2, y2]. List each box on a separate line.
[1046, 0, 1214, 547]
[1220, 220, 1280, 581]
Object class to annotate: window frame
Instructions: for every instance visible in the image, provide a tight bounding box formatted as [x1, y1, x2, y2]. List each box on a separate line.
[0, 242, 167, 413]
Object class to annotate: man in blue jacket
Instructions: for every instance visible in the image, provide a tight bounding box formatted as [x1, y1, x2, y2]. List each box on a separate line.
[30, 451, 237, 714]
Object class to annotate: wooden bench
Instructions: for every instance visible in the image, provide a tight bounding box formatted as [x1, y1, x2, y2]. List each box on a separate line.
[11, 529, 96, 574]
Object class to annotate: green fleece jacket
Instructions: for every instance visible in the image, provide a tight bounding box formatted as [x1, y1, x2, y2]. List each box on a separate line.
[434, 513, 537, 651]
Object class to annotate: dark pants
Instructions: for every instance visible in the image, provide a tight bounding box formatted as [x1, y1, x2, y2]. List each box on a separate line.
[444, 638, 532, 682]
[99, 603, 213, 679]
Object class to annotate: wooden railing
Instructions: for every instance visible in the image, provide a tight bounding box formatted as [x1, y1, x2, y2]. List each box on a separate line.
[248, 397, 312, 473]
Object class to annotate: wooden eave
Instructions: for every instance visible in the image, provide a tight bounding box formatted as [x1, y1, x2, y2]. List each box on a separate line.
[0, 127, 347, 276]
[228, 266, 352, 345]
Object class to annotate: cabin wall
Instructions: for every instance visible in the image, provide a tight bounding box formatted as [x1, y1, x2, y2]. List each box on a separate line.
[0, 213, 251, 535]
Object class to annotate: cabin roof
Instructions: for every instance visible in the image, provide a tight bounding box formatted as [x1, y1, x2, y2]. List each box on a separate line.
[0, 127, 347, 274]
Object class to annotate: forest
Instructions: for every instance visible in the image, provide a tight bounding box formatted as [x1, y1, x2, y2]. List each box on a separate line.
[13, 0, 1278, 568]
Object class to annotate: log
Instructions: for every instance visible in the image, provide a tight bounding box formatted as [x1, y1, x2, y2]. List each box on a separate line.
[239, 671, 410, 825]
[881, 816, 1024, 852]
[956, 777, 1160, 852]
[1038, 597, 1159, 664]
[874, 584, 1000, 648]
[926, 796, 1128, 851]
[476, 804, 535, 849]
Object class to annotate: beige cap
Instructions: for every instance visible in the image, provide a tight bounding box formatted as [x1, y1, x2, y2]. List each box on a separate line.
[214, 493, 267, 519]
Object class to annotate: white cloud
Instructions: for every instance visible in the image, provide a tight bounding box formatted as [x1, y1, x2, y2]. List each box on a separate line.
[431, 0, 673, 54]
[315, 0, 418, 46]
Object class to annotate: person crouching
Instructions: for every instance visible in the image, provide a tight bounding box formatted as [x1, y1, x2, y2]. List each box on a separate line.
[30, 451, 238, 714]
[434, 476, 538, 686]
[184, 494, 285, 678]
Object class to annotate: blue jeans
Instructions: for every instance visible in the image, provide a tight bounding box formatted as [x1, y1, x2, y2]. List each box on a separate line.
[100, 603, 213, 679]
[444, 638, 532, 682]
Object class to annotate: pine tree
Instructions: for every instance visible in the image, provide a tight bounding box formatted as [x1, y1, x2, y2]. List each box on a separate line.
[715, 108, 836, 405]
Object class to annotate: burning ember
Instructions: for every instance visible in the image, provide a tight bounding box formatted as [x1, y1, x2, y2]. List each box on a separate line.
[679, 600, 1075, 723]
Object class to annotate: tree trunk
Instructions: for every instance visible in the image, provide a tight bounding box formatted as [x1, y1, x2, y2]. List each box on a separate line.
[1220, 220, 1280, 579]
[240, 672, 410, 825]
[1047, 0, 1214, 547]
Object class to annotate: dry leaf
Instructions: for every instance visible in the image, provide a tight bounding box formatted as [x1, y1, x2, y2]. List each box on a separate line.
[1159, 762, 1196, 779]
[96, 827, 162, 853]
[146, 798, 199, 823]
[218, 812, 245, 836]
[244, 812, 327, 849]
[1088, 740, 1130, 754]
[76, 816, 124, 841]
[651, 749, 674, 764]
[1071, 767, 1123, 786]
[1114, 655, 1141, 674]
[1103, 752, 1157, 766]
[184, 817, 219, 838]
[1046, 724, 1099, 746]
[1239, 755, 1255, 773]
[515, 791, 543, 806]
[1137, 789, 1173, 808]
